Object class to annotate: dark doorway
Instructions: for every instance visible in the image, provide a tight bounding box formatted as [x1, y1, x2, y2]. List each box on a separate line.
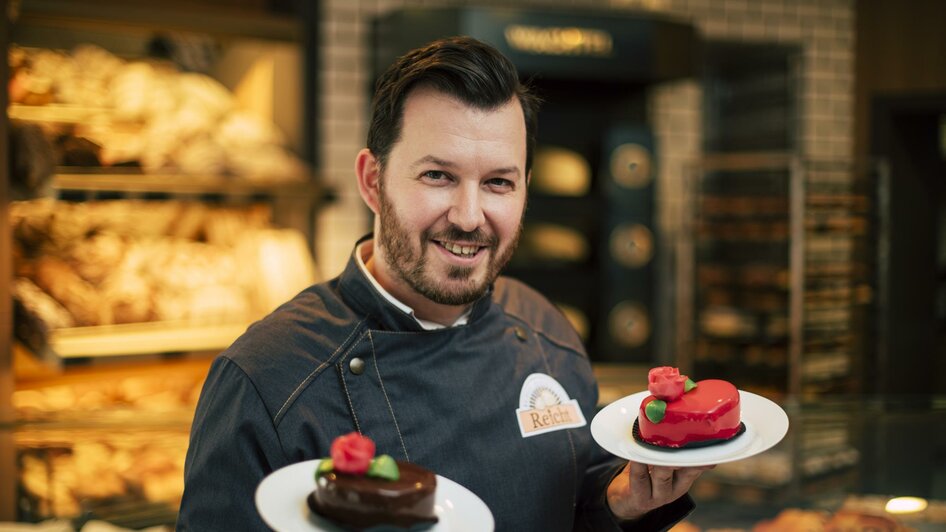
[871, 93, 946, 396]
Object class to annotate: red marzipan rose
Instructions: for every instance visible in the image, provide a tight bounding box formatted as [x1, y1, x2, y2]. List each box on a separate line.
[330, 432, 376, 475]
[648, 366, 688, 401]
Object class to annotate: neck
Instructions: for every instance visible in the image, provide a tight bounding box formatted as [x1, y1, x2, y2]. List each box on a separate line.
[364, 253, 468, 327]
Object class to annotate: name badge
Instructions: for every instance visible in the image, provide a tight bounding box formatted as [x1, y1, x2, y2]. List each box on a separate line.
[516, 373, 587, 438]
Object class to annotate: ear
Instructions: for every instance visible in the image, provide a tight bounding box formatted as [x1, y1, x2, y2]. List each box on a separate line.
[355, 148, 382, 214]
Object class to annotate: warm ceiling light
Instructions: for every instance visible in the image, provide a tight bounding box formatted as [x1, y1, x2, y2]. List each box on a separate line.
[885, 496, 928, 514]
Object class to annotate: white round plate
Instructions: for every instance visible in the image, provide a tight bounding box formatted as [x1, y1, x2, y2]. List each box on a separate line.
[591, 390, 789, 467]
[255, 459, 495, 532]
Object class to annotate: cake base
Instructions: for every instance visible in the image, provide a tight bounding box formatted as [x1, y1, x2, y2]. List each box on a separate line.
[307, 492, 437, 532]
[632, 418, 746, 450]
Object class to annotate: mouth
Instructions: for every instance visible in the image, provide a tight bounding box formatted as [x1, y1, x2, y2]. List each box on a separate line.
[434, 240, 486, 258]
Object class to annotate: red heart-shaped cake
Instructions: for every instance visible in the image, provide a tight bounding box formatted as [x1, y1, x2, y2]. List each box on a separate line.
[636, 368, 742, 448]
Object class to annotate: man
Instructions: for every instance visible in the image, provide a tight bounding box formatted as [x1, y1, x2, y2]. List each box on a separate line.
[178, 36, 705, 531]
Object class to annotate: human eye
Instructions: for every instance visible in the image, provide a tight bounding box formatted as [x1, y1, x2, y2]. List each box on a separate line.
[485, 177, 515, 192]
[420, 170, 451, 183]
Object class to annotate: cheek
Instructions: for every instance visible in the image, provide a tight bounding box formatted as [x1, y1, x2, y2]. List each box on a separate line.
[486, 199, 526, 240]
[390, 192, 443, 232]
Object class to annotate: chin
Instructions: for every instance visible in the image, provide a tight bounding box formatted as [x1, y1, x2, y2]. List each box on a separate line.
[422, 277, 491, 306]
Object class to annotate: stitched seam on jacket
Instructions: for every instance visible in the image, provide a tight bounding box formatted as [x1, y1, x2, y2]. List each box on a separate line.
[273, 319, 367, 425]
[337, 363, 361, 433]
[334, 330, 374, 434]
[532, 325, 581, 518]
[368, 331, 410, 462]
[218, 356, 291, 463]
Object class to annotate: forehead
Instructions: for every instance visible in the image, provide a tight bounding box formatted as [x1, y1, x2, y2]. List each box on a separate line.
[393, 87, 527, 169]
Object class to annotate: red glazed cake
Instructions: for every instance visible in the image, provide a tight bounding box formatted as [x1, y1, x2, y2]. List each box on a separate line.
[308, 433, 438, 530]
[635, 367, 743, 448]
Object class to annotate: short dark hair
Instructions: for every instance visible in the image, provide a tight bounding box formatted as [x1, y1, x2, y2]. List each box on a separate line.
[367, 36, 540, 174]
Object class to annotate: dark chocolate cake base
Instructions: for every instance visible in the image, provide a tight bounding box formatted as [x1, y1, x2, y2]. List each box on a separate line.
[308, 461, 438, 531]
[307, 492, 437, 532]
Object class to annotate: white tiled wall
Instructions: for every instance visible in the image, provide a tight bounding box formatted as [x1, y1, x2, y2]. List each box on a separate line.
[314, 0, 855, 279]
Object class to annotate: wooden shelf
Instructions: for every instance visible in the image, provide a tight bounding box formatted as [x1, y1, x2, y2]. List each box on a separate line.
[8, 103, 114, 123]
[53, 170, 317, 197]
[48, 320, 251, 359]
[15, 0, 304, 42]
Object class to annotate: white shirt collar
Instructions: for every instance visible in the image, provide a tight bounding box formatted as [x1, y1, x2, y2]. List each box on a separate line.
[355, 240, 470, 330]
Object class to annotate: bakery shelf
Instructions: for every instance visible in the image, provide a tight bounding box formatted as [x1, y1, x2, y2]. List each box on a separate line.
[47, 320, 250, 359]
[14, 0, 304, 42]
[52, 170, 318, 198]
[8, 103, 114, 124]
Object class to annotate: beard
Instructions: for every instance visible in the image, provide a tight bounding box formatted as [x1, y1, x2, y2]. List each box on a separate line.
[377, 183, 522, 306]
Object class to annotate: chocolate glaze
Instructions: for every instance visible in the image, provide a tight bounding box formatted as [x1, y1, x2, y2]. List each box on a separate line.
[308, 461, 438, 531]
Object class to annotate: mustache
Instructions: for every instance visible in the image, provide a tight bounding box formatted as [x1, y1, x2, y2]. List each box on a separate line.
[427, 226, 497, 247]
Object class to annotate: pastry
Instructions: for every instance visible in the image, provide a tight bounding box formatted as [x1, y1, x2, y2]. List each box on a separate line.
[635, 367, 743, 448]
[309, 433, 438, 531]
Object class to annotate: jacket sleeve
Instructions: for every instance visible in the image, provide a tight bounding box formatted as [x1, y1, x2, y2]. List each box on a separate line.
[177, 356, 288, 531]
[574, 450, 695, 531]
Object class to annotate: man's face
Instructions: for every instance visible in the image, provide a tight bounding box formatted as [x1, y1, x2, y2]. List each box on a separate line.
[373, 86, 528, 306]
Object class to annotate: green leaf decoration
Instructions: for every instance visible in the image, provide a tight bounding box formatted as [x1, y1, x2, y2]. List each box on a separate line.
[366, 454, 400, 481]
[684, 378, 697, 393]
[315, 459, 334, 478]
[645, 399, 667, 424]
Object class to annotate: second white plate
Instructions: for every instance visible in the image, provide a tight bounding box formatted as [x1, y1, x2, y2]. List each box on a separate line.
[255, 459, 494, 532]
[590, 390, 789, 467]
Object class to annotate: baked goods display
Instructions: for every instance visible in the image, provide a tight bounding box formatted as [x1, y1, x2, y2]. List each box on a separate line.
[17, 426, 191, 521]
[671, 506, 917, 531]
[13, 358, 209, 522]
[635, 367, 744, 448]
[8, 43, 308, 183]
[752, 508, 912, 532]
[309, 433, 438, 530]
[10, 198, 316, 356]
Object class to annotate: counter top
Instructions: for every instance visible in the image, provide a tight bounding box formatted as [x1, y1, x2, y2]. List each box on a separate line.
[683, 395, 946, 530]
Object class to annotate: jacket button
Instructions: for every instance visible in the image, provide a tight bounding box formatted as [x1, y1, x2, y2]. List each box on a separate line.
[514, 327, 527, 342]
[349, 357, 366, 375]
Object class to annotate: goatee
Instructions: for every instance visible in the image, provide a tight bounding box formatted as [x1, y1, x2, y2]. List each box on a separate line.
[377, 184, 522, 306]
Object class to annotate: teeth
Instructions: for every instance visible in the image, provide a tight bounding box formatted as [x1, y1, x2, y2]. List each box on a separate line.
[443, 242, 478, 256]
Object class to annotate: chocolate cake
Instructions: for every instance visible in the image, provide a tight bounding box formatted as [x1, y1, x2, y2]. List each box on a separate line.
[308, 461, 437, 530]
[308, 433, 438, 530]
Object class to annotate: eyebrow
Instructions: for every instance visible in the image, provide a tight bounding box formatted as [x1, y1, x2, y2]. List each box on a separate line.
[410, 155, 522, 178]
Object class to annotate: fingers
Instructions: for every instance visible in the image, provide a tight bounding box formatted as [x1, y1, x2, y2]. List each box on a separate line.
[627, 461, 652, 503]
[613, 462, 712, 521]
[640, 464, 711, 505]
[649, 465, 676, 501]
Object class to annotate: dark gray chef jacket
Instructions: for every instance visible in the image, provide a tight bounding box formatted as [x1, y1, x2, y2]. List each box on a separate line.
[178, 238, 694, 531]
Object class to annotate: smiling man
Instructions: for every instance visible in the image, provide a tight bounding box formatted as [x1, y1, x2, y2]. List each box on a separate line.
[178, 37, 705, 531]
[357, 84, 527, 324]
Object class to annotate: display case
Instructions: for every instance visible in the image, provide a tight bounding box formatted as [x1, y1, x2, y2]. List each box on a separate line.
[682, 396, 946, 532]
[2, 0, 321, 524]
[682, 154, 873, 400]
[680, 40, 874, 400]
[5, 0, 321, 361]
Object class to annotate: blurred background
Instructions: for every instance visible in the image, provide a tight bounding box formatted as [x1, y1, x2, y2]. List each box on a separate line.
[0, 0, 944, 530]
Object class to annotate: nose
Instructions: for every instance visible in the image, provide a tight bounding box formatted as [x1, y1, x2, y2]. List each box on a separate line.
[447, 182, 486, 232]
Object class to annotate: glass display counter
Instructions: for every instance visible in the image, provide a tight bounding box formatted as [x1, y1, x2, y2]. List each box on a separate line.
[683, 395, 946, 531]
[2, 393, 944, 530]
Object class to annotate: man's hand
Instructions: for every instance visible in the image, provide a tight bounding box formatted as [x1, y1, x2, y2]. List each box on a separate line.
[606, 461, 713, 521]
